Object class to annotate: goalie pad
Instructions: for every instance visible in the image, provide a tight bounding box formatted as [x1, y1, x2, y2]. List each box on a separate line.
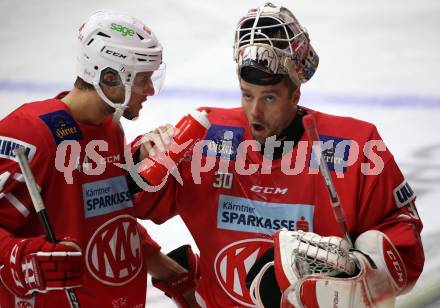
[249, 230, 406, 308]
[248, 230, 355, 307]
[354, 230, 407, 292]
[274, 230, 356, 290]
[152, 245, 200, 308]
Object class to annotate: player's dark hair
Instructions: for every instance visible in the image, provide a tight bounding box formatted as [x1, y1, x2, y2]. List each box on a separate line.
[74, 77, 95, 91]
[240, 70, 298, 98]
[282, 75, 298, 99]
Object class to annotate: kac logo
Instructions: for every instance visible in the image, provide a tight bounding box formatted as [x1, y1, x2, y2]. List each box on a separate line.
[16, 300, 33, 308]
[214, 238, 273, 306]
[86, 215, 142, 286]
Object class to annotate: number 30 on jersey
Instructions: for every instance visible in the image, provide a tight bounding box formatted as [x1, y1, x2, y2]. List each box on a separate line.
[213, 171, 233, 190]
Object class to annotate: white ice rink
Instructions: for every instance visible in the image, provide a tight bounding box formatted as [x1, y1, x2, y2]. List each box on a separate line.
[1, 0, 439, 306]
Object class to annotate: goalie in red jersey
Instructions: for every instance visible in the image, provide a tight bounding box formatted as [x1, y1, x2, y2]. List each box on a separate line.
[134, 2, 424, 307]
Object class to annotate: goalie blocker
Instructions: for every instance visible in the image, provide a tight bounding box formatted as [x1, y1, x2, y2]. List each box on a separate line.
[247, 230, 407, 308]
[152, 244, 200, 308]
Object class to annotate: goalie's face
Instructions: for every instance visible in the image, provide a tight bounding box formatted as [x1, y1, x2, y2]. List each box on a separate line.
[240, 78, 300, 144]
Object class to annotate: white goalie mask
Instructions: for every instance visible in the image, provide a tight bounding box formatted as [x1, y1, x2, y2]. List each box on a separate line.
[233, 2, 319, 87]
[77, 10, 165, 120]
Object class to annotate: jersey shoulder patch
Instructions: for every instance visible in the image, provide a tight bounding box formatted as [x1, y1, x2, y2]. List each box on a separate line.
[39, 110, 83, 145]
[393, 180, 416, 208]
[0, 136, 36, 162]
[203, 125, 245, 160]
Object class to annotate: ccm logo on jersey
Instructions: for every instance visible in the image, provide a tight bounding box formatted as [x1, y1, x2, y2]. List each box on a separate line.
[250, 185, 288, 195]
[39, 110, 83, 145]
[76, 154, 121, 172]
[214, 239, 273, 306]
[0, 136, 36, 162]
[393, 180, 415, 208]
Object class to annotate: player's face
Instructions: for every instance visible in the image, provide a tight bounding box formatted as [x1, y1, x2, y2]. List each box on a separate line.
[123, 72, 155, 120]
[240, 79, 299, 144]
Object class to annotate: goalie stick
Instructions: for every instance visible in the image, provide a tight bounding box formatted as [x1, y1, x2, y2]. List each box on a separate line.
[302, 114, 353, 247]
[14, 147, 80, 308]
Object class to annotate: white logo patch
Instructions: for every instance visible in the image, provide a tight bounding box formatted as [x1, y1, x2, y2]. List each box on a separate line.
[86, 215, 142, 286]
[0, 136, 36, 162]
[214, 238, 273, 306]
[393, 180, 416, 208]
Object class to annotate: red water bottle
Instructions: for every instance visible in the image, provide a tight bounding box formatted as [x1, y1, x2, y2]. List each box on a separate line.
[139, 109, 211, 185]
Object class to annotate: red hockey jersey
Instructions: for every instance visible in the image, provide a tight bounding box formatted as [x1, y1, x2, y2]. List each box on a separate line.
[0, 94, 160, 307]
[135, 106, 424, 307]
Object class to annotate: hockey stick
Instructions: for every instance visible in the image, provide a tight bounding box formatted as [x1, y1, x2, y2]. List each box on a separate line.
[302, 114, 353, 247]
[14, 147, 80, 308]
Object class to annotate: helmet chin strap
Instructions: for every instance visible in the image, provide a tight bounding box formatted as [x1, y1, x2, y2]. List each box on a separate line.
[112, 105, 126, 122]
[93, 82, 132, 123]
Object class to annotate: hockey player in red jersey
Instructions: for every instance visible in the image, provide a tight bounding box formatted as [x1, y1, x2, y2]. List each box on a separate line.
[0, 10, 195, 307]
[134, 3, 424, 307]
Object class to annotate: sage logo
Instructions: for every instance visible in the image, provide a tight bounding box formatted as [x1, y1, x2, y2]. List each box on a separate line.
[111, 23, 134, 37]
[86, 215, 142, 286]
[214, 238, 273, 306]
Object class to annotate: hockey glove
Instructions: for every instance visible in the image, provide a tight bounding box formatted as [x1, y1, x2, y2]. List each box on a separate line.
[152, 244, 200, 308]
[249, 230, 406, 308]
[0, 235, 83, 298]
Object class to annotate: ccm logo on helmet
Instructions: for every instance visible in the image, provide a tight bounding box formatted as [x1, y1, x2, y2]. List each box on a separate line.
[105, 49, 127, 59]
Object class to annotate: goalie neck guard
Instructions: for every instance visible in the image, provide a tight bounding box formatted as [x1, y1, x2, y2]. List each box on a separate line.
[233, 2, 319, 87]
[77, 10, 165, 120]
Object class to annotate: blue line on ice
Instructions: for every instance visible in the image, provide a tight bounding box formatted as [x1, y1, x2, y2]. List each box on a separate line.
[1, 79, 440, 109]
